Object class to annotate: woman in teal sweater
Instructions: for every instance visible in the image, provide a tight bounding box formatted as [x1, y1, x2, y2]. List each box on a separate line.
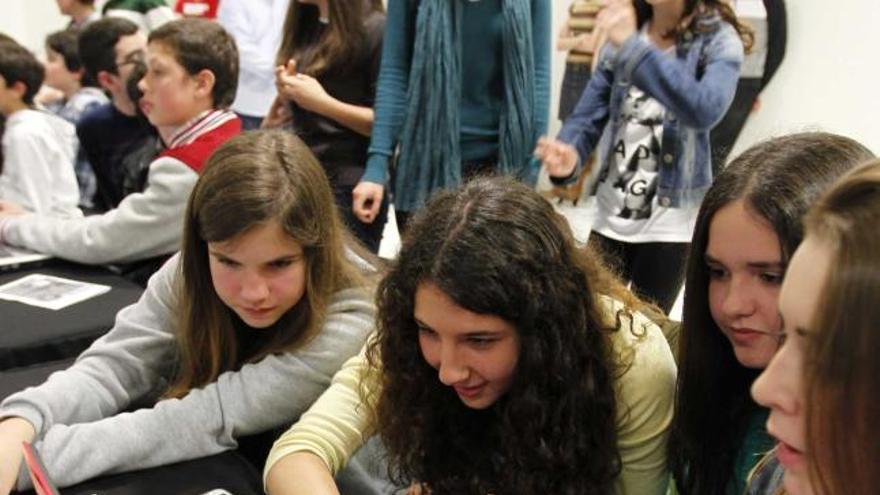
[351, 0, 551, 231]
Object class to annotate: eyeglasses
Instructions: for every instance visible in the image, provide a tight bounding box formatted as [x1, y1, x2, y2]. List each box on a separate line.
[114, 49, 145, 72]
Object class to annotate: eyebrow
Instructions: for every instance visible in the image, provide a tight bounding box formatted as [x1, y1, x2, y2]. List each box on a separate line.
[208, 251, 302, 263]
[704, 253, 785, 270]
[413, 318, 504, 337]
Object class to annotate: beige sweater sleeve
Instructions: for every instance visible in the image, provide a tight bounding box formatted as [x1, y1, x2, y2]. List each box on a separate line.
[609, 303, 677, 495]
[264, 345, 376, 483]
[263, 301, 676, 494]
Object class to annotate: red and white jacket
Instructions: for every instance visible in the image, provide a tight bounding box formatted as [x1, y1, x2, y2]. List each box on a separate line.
[0, 110, 240, 264]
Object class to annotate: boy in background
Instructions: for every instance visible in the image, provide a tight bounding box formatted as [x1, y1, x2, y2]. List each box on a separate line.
[0, 19, 241, 281]
[0, 41, 80, 216]
[55, 0, 100, 29]
[76, 17, 156, 210]
[44, 28, 110, 210]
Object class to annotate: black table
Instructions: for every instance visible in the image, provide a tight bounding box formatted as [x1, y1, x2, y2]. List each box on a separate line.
[0, 261, 144, 370]
[11, 451, 263, 495]
[2, 355, 263, 495]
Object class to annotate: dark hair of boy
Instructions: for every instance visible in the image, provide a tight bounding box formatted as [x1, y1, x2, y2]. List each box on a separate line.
[148, 19, 238, 108]
[0, 42, 45, 105]
[47, 28, 98, 88]
[77, 17, 139, 84]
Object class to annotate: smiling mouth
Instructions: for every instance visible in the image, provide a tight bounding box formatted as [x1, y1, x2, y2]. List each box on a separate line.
[454, 384, 485, 398]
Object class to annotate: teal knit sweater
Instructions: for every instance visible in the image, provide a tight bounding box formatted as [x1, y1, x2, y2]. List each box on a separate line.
[362, 0, 551, 211]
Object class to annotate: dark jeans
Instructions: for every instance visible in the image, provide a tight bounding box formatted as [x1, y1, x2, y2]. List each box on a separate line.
[558, 62, 593, 122]
[394, 156, 498, 234]
[588, 232, 689, 314]
[236, 113, 264, 131]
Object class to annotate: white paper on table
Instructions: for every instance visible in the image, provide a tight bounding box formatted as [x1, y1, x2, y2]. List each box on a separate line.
[0, 273, 111, 310]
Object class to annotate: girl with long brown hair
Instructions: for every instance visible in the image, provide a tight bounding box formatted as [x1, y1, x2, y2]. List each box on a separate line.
[265, 176, 677, 494]
[263, 0, 387, 252]
[666, 132, 873, 495]
[0, 131, 376, 493]
[749, 161, 880, 495]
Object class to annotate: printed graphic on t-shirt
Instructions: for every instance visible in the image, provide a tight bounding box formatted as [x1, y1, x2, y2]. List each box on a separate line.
[596, 86, 664, 222]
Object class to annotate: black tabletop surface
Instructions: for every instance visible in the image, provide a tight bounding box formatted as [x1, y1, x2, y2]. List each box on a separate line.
[0, 261, 143, 370]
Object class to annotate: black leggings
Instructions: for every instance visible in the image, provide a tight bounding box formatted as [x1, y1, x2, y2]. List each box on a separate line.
[588, 232, 689, 314]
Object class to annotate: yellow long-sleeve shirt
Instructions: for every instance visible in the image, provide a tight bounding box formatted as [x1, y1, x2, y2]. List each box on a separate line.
[265, 298, 677, 494]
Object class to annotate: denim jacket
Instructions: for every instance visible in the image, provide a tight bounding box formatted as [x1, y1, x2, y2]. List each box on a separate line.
[557, 12, 744, 208]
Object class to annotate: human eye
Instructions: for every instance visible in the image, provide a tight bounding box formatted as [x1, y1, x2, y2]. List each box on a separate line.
[268, 258, 293, 269]
[214, 255, 239, 268]
[706, 263, 727, 280]
[759, 271, 784, 285]
[467, 335, 498, 349]
[417, 324, 437, 339]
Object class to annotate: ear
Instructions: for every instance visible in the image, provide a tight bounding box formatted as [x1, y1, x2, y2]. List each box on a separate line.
[72, 68, 84, 83]
[193, 69, 215, 103]
[10, 81, 28, 99]
[96, 70, 116, 92]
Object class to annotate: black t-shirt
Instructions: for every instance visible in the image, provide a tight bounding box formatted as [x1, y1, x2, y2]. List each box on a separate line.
[76, 103, 157, 211]
[288, 11, 385, 189]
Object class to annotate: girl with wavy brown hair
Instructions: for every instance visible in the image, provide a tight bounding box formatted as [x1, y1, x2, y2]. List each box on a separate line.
[265, 176, 676, 494]
[536, 0, 754, 314]
[749, 161, 880, 495]
[0, 131, 377, 493]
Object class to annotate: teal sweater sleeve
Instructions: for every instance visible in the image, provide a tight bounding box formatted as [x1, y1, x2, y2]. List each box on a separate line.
[362, 0, 415, 185]
[532, 0, 552, 139]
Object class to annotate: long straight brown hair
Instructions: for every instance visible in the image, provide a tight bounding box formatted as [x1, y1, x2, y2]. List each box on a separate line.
[802, 161, 880, 495]
[276, 0, 384, 76]
[668, 133, 874, 495]
[165, 130, 373, 398]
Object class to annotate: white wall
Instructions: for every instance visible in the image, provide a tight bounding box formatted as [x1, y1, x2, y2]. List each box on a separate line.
[549, 0, 880, 156]
[0, 2, 67, 55]
[732, 0, 880, 156]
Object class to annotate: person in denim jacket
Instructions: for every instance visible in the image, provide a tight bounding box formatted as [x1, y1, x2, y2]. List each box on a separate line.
[536, 0, 751, 313]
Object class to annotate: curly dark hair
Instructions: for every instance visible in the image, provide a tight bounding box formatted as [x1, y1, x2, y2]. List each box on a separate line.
[366, 176, 651, 494]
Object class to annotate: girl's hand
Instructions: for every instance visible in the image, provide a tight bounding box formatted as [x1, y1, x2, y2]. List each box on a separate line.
[534, 136, 579, 178]
[275, 58, 331, 115]
[575, 32, 597, 53]
[261, 96, 292, 129]
[352, 182, 384, 224]
[596, 0, 637, 48]
[406, 483, 430, 495]
[280, 74, 331, 113]
[0, 417, 36, 495]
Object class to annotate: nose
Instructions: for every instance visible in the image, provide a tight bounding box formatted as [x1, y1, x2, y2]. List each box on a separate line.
[751, 343, 798, 414]
[137, 74, 148, 93]
[437, 344, 469, 386]
[239, 270, 269, 304]
[721, 275, 755, 318]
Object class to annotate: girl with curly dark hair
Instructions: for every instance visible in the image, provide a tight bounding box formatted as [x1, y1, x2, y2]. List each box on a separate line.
[265, 175, 677, 495]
